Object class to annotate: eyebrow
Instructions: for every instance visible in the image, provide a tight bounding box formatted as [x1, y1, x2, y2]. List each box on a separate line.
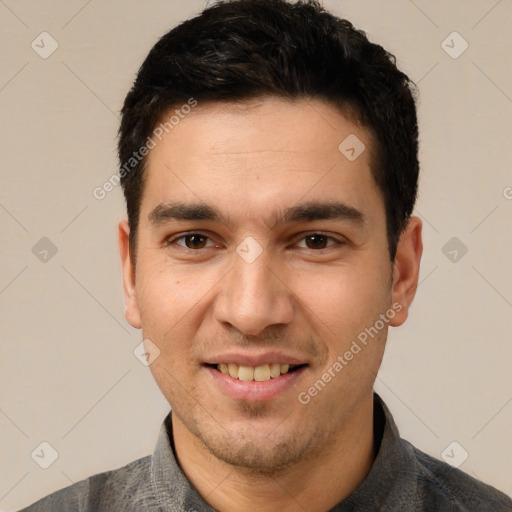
[148, 202, 224, 225]
[280, 201, 364, 224]
[147, 200, 365, 227]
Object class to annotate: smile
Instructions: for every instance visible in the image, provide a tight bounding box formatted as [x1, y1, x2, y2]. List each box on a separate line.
[216, 363, 301, 382]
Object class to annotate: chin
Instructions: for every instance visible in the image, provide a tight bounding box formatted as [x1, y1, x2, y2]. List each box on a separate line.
[196, 420, 326, 475]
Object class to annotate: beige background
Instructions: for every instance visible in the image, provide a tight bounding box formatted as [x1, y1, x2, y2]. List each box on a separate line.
[1, 0, 511, 510]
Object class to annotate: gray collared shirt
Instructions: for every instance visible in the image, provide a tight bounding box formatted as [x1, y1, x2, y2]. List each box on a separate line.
[20, 394, 512, 511]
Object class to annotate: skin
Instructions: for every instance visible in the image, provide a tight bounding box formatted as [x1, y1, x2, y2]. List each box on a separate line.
[119, 97, 422, 512]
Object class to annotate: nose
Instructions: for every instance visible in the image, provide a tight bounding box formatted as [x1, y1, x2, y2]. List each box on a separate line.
[213, 250, 294, 337]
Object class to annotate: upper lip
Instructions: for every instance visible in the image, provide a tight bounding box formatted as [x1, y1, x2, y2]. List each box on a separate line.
[204, 351, 308, 367]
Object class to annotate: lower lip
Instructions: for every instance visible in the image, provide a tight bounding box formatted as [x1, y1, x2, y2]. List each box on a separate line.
[204, 365, 307, 402]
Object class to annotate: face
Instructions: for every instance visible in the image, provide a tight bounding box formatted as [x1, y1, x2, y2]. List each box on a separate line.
[120, 97, 421, 473]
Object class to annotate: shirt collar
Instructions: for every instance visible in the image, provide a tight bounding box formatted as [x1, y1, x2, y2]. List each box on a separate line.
[150, 415, 216, 511]
[335, 393, 418, 509]
[149, 393, 413, 511]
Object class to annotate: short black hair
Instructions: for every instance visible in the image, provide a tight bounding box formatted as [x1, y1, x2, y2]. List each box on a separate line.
[118, 0, 419, 261]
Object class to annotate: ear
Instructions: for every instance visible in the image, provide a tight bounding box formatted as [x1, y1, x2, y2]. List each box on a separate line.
[118, 219, 142, 329]
[389, 216, 423, 327]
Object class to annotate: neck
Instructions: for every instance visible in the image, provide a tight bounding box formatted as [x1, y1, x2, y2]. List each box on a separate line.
[173, 393, 376, 512]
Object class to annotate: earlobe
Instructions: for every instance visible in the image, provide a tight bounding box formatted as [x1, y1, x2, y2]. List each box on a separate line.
[118, 219, 142, 329]
[389, 216, 423, 327]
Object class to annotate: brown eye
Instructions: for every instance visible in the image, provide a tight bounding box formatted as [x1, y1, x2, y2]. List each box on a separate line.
[304, 234, 329, 249]
[172, 233, 213, 249]
[184, 234, 208, 249]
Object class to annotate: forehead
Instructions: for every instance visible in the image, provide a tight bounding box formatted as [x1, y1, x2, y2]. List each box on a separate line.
[140, 97, 383, 224]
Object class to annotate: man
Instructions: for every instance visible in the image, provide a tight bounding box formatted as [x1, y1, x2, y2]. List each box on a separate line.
[21, 0, 512, 510]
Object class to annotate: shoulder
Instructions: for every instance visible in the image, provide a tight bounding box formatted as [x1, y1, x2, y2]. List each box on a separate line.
[405, 440, 512, 511]
[18, 455, 153, 512]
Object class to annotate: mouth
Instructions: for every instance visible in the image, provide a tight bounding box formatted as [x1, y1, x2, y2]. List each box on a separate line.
[203, 352, 309, 401]
[207, 362, 307, 382]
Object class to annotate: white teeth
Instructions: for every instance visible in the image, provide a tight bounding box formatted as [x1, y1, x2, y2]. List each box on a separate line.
[217, 362, 296, 381]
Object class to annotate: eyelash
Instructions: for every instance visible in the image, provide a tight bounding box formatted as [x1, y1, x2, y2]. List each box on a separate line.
[166, 232, 218, 249]
[165, 232, 345, 250]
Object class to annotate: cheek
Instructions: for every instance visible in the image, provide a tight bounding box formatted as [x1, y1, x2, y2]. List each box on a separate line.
[137, 266, 207, 403]
[137, 261, 213, 325]
[135, 261, 223, 366]
[293, 264, 391, 405]
[292, 262, 391, 338]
